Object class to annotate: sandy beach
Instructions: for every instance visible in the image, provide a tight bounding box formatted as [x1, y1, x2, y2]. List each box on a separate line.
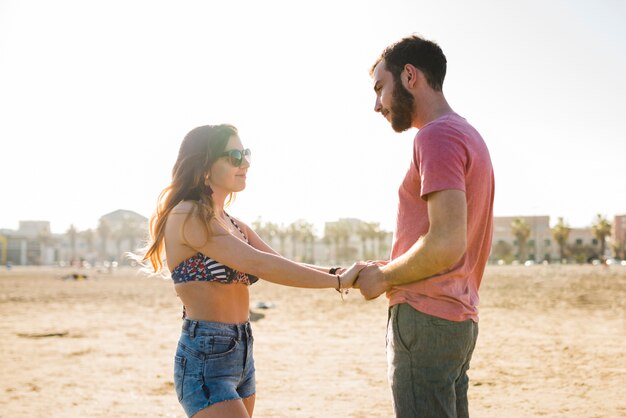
[1, 264, 625, 417]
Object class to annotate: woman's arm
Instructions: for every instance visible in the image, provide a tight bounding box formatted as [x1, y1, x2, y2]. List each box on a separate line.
[236, 217, 342, 274]
[183, 215, 362, 289]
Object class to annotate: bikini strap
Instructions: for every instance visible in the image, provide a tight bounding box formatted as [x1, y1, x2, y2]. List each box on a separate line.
[225, 212, 249, 243]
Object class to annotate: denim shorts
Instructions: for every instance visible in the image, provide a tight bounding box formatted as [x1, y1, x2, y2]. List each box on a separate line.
[387, 303, 478, 418]
[174, 319, 256, 417]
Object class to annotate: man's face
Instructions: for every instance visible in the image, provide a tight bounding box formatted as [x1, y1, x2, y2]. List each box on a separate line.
[372, 61, 414, 132]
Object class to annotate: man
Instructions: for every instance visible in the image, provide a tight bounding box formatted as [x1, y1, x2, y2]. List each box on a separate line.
[354, 35, 495, 417]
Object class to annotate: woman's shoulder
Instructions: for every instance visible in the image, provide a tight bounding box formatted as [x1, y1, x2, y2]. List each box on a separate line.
[166, 201, 200, 237]
[171, 200, 198, 215]
[168, 203, 232, 240]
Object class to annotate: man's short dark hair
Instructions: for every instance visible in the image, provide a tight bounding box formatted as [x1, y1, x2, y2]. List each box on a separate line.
[371, 35, 447, 91]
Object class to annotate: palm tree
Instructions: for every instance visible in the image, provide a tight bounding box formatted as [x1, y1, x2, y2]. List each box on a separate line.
[288, 221, 303, 261]
[551, 217, 571, 262]
[610, 242, 621, 260]
[81, 229, 95, 259]
[251, 219, 280, 249]
[492, 240, 514, 264]
[276, 224, 289, 257]
[113, 227, 125, 262]
[377, 230, 391, 260]
[251, 218, 267, 241]
[38, 225, 53, 265]
[591, 214, 612, 261]
[335, 220, 353, 264]
[251, 219, 266, 240]
[324, 223, 340, 263]
[66, 224, 78, 265]
[285, 220, 316, 263]
[297, 221, 316, 263]
[122, 218, 143, 255]
[0, 234, 7, 266]
[97, 218, 110, 262]
[357, 222, 380, 260]
[511, 218, 531, 262]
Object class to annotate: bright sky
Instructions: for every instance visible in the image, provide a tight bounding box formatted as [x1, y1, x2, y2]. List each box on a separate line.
[1, 0, 625, 235]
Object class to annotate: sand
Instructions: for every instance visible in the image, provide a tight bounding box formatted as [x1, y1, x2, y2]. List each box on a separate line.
[1, 265, 625, 417]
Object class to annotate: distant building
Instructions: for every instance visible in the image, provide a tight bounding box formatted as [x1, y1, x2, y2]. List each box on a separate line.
[18, 221, 51, 239]
[97, 209, 149, 262]
[0, 210, 148, 266]
[1, 221, 54, 265]
[100, 209, 148, 228]
[568, 227, 597, 247]
[491, 215, 596, 263]
[491, 216, 553, 262]
[1, 211, 622, 266]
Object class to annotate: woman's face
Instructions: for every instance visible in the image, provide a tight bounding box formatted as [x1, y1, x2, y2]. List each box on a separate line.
[206, 134, 250, 194]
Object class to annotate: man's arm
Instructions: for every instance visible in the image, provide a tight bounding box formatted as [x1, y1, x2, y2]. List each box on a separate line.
[356, 189, 467, 299]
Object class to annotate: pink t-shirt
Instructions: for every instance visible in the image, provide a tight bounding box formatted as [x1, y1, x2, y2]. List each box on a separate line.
[387, 112, 494, 322]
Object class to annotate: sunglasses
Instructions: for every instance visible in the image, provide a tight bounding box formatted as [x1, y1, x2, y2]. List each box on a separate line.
[221, 148, 251, 167]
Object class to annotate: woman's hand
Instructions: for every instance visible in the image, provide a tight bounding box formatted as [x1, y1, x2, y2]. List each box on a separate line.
[337, 261, 367, 290]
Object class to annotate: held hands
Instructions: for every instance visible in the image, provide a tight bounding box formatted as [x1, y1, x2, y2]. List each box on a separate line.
[352, 262, 389, 300]
[334, 261, 389, 301]
[338, 262, 368, 290]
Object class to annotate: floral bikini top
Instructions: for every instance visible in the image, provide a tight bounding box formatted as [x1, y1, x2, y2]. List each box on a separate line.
[170, 213, 259, 286]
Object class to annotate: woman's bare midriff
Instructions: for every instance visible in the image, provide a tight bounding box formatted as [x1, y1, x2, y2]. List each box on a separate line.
[174, 281, 251, 324]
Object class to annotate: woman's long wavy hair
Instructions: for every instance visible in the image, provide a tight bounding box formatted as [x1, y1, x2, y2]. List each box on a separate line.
[144, 124, 238, 273]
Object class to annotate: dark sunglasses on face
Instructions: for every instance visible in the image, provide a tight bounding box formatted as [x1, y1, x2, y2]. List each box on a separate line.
[221, 148, 251, 167]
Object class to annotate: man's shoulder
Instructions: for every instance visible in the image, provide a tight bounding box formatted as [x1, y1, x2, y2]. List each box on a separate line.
[417, 113, 483, 147]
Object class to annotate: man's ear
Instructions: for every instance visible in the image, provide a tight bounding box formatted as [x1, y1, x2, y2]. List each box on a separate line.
[403, 64, 418, 88]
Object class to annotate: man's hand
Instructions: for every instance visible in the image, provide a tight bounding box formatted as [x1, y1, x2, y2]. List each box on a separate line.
[353, 264, 389, 300]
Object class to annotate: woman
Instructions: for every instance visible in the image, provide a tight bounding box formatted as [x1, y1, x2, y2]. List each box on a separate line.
[143, 124, 363, 418]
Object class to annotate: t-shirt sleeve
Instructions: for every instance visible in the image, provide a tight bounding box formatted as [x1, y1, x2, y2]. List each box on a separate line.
[415, 125, 467, 199]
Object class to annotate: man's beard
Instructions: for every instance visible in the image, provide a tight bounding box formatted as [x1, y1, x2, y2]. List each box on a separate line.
[390, 81, 415, 133]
